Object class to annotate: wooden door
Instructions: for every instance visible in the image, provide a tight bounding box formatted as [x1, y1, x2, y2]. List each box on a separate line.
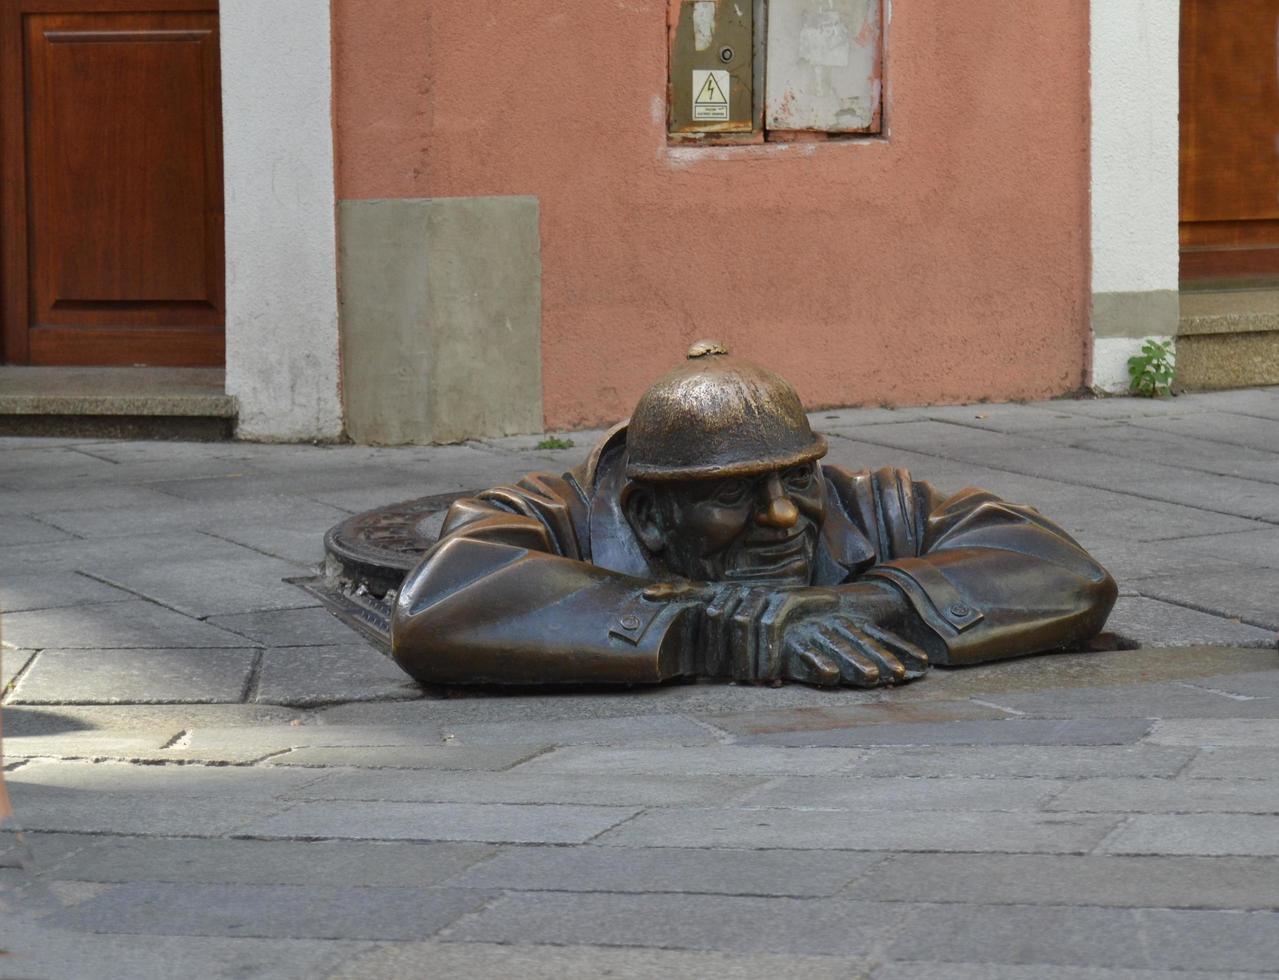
[1181, 0, 1279, 283]
[0, 0, 223, 365]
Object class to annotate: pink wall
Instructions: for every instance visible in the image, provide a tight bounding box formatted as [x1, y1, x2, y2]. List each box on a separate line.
[332, 1, 1090, 431]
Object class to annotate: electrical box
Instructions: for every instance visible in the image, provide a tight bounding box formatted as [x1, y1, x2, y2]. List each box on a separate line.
[668, 1, 754, 136]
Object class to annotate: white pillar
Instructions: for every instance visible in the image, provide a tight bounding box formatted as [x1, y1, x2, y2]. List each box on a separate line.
[1089, 0, 1180, 392]
[220, 0, 343, 440]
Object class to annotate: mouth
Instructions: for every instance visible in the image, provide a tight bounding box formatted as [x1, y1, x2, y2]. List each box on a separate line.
[723, 529, 814, 582]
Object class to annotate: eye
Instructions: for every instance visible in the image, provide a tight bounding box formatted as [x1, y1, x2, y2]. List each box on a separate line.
[783, 465, 815, 491]
[714, 479, 750, 505]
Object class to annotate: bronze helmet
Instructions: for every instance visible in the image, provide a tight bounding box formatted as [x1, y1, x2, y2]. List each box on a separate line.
[625, 342, 828, 481]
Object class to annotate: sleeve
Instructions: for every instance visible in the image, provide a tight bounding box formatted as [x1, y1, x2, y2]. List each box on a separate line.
[389, 474, 700, 686]
[847, 467, 1118, 666]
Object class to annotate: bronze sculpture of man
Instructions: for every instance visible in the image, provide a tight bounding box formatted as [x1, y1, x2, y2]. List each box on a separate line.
[391, 344, 1117, 688]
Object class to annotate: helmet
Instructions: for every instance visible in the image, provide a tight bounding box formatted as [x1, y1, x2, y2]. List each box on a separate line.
[625, 342, 827, 481]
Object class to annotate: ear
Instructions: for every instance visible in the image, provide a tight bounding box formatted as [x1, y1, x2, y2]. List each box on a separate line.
[622, 482, 666, 554]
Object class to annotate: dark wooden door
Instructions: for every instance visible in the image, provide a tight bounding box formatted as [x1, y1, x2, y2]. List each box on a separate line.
[1, 0, 223, 365]
[1181, 0, 1279, 283]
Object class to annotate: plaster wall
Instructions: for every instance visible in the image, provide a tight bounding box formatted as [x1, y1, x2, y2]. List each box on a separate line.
[221, 0, 343, 440]
[1089, 0, 1179, 388]
[332, 0, 1091, 431]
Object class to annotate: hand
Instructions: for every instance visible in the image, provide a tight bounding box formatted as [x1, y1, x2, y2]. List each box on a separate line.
[779, 613, 929, 688]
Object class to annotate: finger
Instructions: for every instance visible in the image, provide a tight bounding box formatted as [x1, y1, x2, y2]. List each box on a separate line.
[703, 586, 745, 677]
[857, 621, 929, 678]
[828, 618, 907, 684]
[757, 592, 806, 682]
[812, 624, 882, 687]
[729, 590, 773, 681]
[789, 645, 841, 687]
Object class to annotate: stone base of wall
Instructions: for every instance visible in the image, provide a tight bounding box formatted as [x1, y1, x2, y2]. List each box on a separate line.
[1177, 330, 1279, 390]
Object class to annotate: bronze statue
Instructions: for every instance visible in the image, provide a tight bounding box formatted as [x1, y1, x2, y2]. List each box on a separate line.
[389, 344, 1117, 688]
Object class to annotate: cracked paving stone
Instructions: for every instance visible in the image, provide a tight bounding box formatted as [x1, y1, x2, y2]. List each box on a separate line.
[6, 648, 258, 704]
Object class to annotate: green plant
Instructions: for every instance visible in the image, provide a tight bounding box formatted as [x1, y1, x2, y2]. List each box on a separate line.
[1127, 339, 1175, 398]
[536, 436, 574, 450]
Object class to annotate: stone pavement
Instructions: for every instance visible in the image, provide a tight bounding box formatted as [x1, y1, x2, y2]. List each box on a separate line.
[1, 387, 1277, 979]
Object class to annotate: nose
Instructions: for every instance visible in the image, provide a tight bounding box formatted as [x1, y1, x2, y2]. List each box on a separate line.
[755, 474, 799, 528]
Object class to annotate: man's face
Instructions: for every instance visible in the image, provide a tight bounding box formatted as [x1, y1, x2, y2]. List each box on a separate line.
[643, 462, 827, 586]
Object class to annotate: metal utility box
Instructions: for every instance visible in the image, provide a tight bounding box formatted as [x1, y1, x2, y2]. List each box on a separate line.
[668, 0, 754, 135]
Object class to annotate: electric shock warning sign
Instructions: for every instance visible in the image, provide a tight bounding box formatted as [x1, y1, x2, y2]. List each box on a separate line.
[692, 70, 730, 121]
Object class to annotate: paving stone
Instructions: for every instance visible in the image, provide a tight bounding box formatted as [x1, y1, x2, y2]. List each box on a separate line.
[595, 808, 1119, 853]
[2, 730, 179, 760]
[0, 570, 136, 614]
[0, 482, 186, 517]
[1186, 746, 1279, 780]
[0, 919, 373, 980]
[702, 700, 1009, 737]
[244, 800, 639, 844]
[90, 554, 315, 619]
[448, 844, 882, 896]
[887, 904, 1279, 972]
[736, 718, 1152, 747]
[513, 746, 865, 776]
[252, 645, 422, 707]
[738, 776, 1060, 811]
[2, 647, 35, 692]
[199, 521, 330, 565]
[847, 852, 1279, 910]
[1149, 718, 1279, 747]
[289, 769, 765, 807]
[43, 881, 494, 941]
[1102, 596, 1277, 649]
[0, 831, 98, 875]
[1131, 411, 1279, 454]
[328, 942, 871, 980]
[979, 682, 1279, 720]
[848, 745, 1196, 778]
[1045, 777, 1279, 813]
[876, 964, 1274, 980]
[443, 713, 718, 746]
[1191, 527, 1279, 570]
[0, 600, 250, 649]
[6, 789, 287, 836]
[0, 513, 78, 546]
[445, 892, 920, 956]
[205, 606, 368, 647]
[38, 836, 497, 887]
[8, 760, 326, 799]
[268, 744, 547, 770]
[36, 493, 345, 540]
[7, 648, 258, 704]
[1, 702, 301, 737]
[1130, 566, 1279, 631]
[1101, 814, 1279, 856]
[1183, 669, 1279, 698]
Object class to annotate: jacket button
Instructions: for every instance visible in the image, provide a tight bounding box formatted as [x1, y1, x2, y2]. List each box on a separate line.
[947, 603, 972, 618]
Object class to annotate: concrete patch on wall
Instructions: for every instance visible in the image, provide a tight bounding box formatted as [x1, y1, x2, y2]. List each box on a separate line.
[1092, 291, 1179, 339]
[1092, 336, 1174, 394]
[220, 0, 343, 442]
[339, 197, 542, 445]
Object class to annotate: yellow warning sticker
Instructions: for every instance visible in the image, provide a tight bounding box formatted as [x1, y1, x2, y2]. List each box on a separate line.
[692, 69, 730, 121]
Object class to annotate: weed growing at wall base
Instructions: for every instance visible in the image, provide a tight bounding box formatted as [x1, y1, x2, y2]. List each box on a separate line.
[1127, 339, 1175, 397]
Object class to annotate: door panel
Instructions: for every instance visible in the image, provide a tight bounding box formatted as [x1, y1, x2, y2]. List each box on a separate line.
[1181, 0, 1279, 282]
[1, 1, 223, 365]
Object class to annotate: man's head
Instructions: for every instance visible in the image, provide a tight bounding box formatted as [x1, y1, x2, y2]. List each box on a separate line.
[622, 343, 828, 585]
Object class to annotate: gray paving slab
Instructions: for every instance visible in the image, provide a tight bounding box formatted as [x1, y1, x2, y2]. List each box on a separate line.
[448, 844, 882, 896]
[1031, 425, 1279, 485]
[0, 702, 302, 737]
[7, 648, 258, 704]
[848, 744, 1197, 778]
[288, 769, 766, 807]
[43, 881, 495, 941]
[243, 800, 640, 844]
[1131, 411, 1279, 453]
[7, 759, 326, 799]
[738, 776, 1060, 811]
[0, 570, 136, 614]
[1190, 527, 1279, 570]
[875, 965, 1275, 980]
[2, 730, 180, 761]
[514, 745, 865, 776]
[252, 645, 421, 707]
[206, 606, 367, 647]
[0, 920, 372, 980]
[328, 942, 871, 980]
[735, 718, 1152, 747]
[1183, 669, 1279, 698]
[442, 713, 718, 746]
[0, 599, 251, 649]
[6, 789, 288, 836]
[1102, 596, 1278, 649]
[2, 646, 35, 692]
[1131, 566, 1279, 631]
[701, 700, 1010, 737]
[1045, 777, 1279, 813]
[0, 482, 187, 517]
[33, 835, 497, 887]
[36, 494, 346, 540]
[887, 904, 1279, 973]
[596, 808, 1119, 853]
[199, 521, 330, 565]
[1147, 718, 1279, 747]
[444, 892, 920, 956]
[0, 514, 77, 546]
[268, 744, 548, 770]
[847, 852, 1279, 910]
[1101, 814, 1279, 855]
[90, 554, 316, 619]
[976, 681, 1279, 720]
